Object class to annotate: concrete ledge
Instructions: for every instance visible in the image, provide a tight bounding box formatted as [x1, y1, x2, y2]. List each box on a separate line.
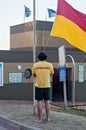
[0, 114, 42, 130]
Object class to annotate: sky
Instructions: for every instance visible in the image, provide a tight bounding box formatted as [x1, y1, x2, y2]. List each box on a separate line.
[0, 0, 86, 50]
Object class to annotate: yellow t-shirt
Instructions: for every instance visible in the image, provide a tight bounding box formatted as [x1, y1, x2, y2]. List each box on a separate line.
[32, 61, 54, 88]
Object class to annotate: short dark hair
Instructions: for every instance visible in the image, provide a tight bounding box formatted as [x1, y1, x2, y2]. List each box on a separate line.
[37, 52, 47, 61]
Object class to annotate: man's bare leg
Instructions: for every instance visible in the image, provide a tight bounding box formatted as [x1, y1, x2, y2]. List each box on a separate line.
[36, 100, 42, 122]
[44, 100, 51, 122]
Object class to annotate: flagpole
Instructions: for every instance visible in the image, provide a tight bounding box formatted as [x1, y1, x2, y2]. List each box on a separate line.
[24, 5, 25, 23]
[46, 8, 48, 21]
[33, 0, 36, 115]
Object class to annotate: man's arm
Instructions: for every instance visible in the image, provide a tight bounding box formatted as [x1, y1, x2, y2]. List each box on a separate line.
[50, 64, 54, 76]
[32, 64, 36, 77]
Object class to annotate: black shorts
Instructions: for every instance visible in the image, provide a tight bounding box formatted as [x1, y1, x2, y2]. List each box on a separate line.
[35, 87, 50, 101]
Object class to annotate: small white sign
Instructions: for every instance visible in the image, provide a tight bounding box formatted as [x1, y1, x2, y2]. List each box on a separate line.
[58, 46, 66, 66]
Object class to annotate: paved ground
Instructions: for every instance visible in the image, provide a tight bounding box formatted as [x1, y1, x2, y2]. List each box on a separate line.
[0, 122, 17, 130]
[0, 100, 86, 130]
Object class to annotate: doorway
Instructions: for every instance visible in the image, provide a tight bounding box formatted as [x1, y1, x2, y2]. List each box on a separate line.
[52, 68, 72, 101]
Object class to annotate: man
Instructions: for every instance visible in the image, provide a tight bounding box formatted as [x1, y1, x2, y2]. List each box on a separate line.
[32, 52, 54, 123]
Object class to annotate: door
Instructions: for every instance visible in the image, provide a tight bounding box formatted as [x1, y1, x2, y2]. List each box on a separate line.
[52, 68, 72, 101]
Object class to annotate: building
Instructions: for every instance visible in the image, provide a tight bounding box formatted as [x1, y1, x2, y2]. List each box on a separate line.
[0, 20, 86, 102]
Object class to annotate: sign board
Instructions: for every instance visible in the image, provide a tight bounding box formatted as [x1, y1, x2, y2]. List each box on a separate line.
[59, 66, 66, 82]
[78, 64, 84, 82]
[8, 72, 22, 83]
[58, 46, 67, 108]
[58, 46, 66, 66]
[0, 62, 3, 86]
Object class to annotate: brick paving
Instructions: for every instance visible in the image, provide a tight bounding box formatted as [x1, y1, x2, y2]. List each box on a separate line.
[0, 100, 86, 130]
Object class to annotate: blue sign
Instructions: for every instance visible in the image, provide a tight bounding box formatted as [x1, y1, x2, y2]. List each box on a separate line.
[0, 62, 3, 86]
[59, 66, 66, 82]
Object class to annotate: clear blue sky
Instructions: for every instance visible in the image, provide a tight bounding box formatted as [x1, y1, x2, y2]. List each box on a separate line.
[0, 0, 86, 50]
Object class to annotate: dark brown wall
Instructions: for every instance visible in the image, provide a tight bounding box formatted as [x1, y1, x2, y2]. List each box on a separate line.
[0, 83, 33, 101]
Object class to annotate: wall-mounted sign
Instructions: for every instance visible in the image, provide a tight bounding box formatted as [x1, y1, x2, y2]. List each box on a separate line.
[8, 72, 22, 83]
[0, 62, 3, 86]
[78, 64, 84, 83]
[59, 66, 66, 82]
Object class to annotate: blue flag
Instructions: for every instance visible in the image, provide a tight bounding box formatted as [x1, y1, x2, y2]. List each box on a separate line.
[25, 6, 31, 17]
[48, 8, 56, 18]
